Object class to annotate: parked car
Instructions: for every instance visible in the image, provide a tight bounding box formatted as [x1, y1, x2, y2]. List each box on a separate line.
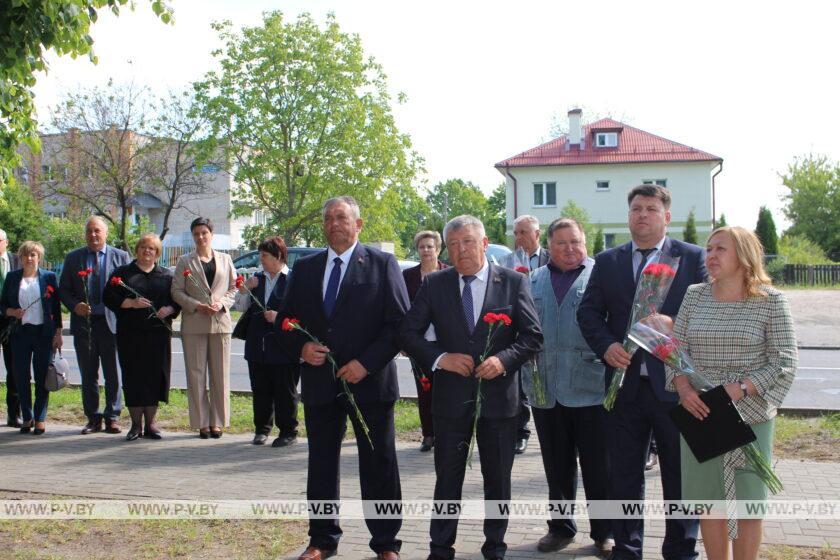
[436, 243, 512, 265]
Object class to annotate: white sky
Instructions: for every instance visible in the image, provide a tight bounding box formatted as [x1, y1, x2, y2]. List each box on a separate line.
[32, 0, 840, 231]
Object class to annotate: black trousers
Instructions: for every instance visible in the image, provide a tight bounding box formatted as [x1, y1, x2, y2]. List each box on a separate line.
[2, 336, 19, 420]
[304, 399, 401, 554]
[430, 414, 517, 560]
[532, 403, 612, 541]
[607, 378, 698, 560]
[74, 316, 121, 421]
[247, 361, 300, 436]
[517, 377, 531, 440]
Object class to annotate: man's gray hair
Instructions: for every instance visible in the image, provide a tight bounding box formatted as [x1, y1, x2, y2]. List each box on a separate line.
[86, 215, 109, 230]
[513, 214, 540, 230]
[0, 229, 6, 241]
[322, 196, 361, 221]
[443, 215, 485, 242]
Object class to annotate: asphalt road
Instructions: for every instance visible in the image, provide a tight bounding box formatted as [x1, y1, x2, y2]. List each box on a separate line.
[52, 336, 839, 411]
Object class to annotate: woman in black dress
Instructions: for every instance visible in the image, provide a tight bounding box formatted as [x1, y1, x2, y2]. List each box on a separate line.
[104, 233, 179, 441]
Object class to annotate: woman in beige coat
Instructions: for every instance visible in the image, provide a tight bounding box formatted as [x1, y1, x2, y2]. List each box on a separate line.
[171, 217, 237, 439]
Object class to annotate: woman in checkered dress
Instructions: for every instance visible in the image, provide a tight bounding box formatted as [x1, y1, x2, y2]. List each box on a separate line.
[665, 226, 797, 560]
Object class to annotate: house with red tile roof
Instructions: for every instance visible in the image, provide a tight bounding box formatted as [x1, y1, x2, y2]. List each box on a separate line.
[495, 109, 723, 248]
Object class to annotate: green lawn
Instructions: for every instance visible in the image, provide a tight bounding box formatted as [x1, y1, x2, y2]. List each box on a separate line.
[0, 383, 422, 440]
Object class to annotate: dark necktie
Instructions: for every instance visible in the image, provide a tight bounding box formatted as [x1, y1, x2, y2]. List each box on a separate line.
[323, 257, 343, 317]
[634, 248, 656, 285]
[89, 251, 102, 305]
[461, 275, 476, 334]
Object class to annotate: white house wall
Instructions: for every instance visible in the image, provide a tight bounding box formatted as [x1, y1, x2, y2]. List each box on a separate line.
[503, 161, 717, 241]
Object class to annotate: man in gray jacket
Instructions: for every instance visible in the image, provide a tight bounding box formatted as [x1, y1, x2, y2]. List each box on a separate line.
[522, 218, 612, 557]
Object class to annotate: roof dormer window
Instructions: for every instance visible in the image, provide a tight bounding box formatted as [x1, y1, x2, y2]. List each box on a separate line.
[595, 132, 618, 148]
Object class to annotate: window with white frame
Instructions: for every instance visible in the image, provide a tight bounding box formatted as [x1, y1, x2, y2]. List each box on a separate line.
[533, 182, 557, 207]
[596, 180, 610, 191]
[595, 132, 618, 148]
[642, 179, 667, 187]
[604, 233, 616, 248]
[41, 165, 54, 181]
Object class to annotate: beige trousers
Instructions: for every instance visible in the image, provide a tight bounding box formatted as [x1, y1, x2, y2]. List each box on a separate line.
[182, 333, 231, 429]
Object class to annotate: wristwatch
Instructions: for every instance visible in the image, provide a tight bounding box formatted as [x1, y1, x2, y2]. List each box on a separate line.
[739, 381, 749, 398]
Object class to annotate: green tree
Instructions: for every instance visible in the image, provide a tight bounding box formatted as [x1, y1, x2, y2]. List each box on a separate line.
[425, 178, 490, 236]
[593, 226, 605, 255]
[42, 216, 86, 266]
[0, 183, 45, 250]
[194, 12, 421, 247]
[755, 206, 779, 255]
[778, 233, 834, 265]
[485, 183, 507, 244]
[683, 208, 698, 245]
[717, 213, 727, 227]
[559, 200, 596, 254]
[0, 0, 172, 183]
[781, 154, 840, 257]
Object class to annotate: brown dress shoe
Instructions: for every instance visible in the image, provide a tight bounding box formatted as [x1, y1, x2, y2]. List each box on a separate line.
[81, 417, 103, 434]
[377, 552, 400, 560]
[297, 546, 336, 560]
[105, 419, 122, 434]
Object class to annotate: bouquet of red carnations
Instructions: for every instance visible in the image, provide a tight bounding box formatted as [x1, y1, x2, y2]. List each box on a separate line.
[627, 320, 783, 493]
[603, 256, 680, 410]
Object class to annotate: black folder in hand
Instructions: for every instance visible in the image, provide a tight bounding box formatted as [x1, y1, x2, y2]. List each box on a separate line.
[669, 385, 757, 463]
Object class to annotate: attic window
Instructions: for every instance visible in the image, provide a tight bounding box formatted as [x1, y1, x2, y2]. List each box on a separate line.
[595, 132, 618, 148]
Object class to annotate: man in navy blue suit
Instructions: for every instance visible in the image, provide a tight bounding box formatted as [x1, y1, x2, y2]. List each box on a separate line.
[277, 196, 409, 560]
[577, 184, 706, 560]
[59, 216, 130, 435]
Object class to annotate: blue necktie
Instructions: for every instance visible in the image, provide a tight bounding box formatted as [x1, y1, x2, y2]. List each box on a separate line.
[461, 275, 476, 334]
[323, 257, 343, 317]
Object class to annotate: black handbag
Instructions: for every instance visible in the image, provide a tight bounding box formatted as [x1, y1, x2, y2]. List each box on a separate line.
[232, 309, 252, 340]
[669, 384, 757, 463]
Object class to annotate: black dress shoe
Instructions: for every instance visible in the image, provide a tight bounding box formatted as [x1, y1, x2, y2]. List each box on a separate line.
[272, 434, 297, 447]
[126, 427, 142, 441]
[253, 434, 268, 445]
[81, 418, 103, 434]
[199, 430, 210, 439]
[210, 430, 222, 439]
[645, 452, 658, 471]
[514, 437, 528, 454]
[19, 422, 32, 434]
[537, 532, 574, 552]
[419, 436, 434, 452]
[6, 417, 22, 428]
[32, 427, 45, 436]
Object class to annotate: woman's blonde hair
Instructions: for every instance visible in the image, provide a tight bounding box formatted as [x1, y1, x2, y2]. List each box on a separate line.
[413, 230, 442, 251]
[17, 240, 45, 262]
[708, 226, 772, 297]
[135, 233, 163, 258]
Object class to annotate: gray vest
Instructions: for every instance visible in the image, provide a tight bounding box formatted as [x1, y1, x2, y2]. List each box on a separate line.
[521, 257, 605, 408]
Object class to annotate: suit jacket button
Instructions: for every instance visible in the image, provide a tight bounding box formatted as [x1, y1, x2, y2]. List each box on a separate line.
[327, 328, 332, 333]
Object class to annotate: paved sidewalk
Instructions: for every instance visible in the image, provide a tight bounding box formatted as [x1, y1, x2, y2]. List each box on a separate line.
[0, 424, 837, 559]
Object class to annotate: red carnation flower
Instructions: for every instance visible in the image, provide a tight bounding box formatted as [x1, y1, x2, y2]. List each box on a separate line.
[483, 312, 498, 324]
[652, 341, 678, 362]
[515, 266, 529, 274]
[235, 275, 245, 288]
[109, 276, 122, 286]
[281, 317, 300, 332]
[420, 375, 431, 393]
[183, 269, 192, 277]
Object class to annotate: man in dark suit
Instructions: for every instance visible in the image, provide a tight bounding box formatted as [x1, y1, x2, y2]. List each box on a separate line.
[502, 214, 549, 454]
[59, 216, 130, 435]
[400, 215, 542, 560]
[0, 228, 22, 427]
[277, 196, 409, 560]
[577, 184, 706, 560]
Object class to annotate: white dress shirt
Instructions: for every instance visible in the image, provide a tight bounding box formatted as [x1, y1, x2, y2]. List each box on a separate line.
[432, 260, 490, 371]
[19, 276, 44, 326]
[323, 242, 357, 300]
[631, 236, 666, 377]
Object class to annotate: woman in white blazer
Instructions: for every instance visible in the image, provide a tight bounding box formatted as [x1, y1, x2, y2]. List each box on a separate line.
[171, 217, 237, 439]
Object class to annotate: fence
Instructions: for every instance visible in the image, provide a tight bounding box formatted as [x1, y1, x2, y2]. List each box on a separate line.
[782, 264, 840, 286]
